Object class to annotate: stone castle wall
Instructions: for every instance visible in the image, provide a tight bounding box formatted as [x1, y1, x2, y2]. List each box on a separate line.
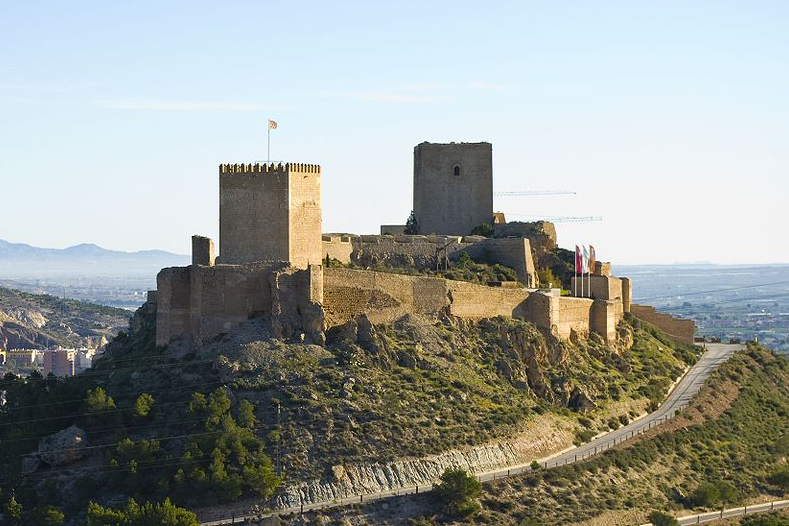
[321, 235, 354, 263]
[288, 164, 323, 269]
[413, 142, 493, 236]
[218, 163, 321, 269]
[219, 164, 289, 265]
[157, 263, 624, 346]
[460, 238, 538, 288]
[492, 220, 558, 265]
[322, 267, 532, 326]
[321, 234, 538, 288]
[323, 268, 621, 342]
[570, 274, 624, 302]
[631, 304, 695, 344]
[155, 262, 323, 346]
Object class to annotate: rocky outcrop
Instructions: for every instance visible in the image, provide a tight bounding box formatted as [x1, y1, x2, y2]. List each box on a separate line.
[21, 454, 41, 475]
[275, 441, 521, 508]
[38, 425, 88, 466]
[568, 386, 597, 413]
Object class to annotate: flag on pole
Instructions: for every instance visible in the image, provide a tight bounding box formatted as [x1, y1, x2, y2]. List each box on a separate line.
[589, 245, 596, 274]
[582, 245, 589, 274]
[268, 119, 277, 130]
[575, 245, 583, 274]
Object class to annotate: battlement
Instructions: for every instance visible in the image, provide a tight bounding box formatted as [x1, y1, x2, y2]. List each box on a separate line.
[219, 162, 321, 174]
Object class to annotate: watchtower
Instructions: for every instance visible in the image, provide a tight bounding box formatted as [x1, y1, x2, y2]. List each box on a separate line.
[413, 142, 493, 236]
[218, 162, 322, 269]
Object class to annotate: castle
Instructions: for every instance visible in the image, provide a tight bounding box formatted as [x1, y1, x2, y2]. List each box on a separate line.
[153, 143, 638, 348]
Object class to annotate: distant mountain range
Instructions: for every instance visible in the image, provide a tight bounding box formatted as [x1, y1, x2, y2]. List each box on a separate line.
[0, 239, 189, 278]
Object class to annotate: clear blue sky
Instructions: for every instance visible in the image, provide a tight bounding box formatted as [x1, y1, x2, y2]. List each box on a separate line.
[1, 1, 787, 264]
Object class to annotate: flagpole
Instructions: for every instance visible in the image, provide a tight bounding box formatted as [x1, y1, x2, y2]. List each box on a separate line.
[267, 125, 271, 164]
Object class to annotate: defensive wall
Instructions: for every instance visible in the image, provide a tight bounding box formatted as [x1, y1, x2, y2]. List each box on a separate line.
[321, 234, 539, 288]
[569, 261, 632, 317]
[631, 304, 695, 345]
[156, 262, 623, 347]
[322, 268, 621, 342]
[155, 262, 324, 347]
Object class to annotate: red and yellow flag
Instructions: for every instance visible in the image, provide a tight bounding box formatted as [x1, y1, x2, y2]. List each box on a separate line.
[268, 119, 277, 130]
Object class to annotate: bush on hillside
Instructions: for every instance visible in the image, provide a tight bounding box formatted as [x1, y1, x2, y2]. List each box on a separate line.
[86, 498, 198, 526]
[648, 510, 679, 526]
[435, 468, 482, 517]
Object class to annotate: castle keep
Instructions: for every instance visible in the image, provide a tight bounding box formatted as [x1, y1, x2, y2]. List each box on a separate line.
[413, 142, 493, 236]
[219, 163, 322, 268]
[152, 143, 682, 349]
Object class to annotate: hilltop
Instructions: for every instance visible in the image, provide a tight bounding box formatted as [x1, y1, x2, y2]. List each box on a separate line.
[0, 299, 701, 523]
[0, 285, 130, 350]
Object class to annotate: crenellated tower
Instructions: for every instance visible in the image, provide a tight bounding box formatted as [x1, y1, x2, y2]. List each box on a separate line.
[218, 162, 322, 268]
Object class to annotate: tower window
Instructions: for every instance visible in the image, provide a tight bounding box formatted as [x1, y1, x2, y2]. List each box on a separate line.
[453, 165, 461, 176]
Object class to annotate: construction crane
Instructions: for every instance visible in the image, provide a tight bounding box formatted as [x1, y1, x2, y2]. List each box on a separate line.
[503, 213, 603, 223]
[493, 190, 576, 196]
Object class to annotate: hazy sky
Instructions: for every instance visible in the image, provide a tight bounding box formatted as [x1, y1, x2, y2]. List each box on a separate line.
[1, 1, 787, 264]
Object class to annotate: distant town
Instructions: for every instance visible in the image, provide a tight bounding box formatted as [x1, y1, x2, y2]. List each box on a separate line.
[0, 347, 97, 378]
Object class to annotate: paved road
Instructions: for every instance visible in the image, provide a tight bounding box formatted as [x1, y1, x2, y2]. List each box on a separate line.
[201, 343, 743, 525]
[673, 498, 789, 524]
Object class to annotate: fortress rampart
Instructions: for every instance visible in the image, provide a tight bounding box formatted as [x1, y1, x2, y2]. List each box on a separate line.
[322, 268, 620, 342]
[155, 262, 323, 347]
[631, 304, 695, 344]
[321, 234, 539, 288]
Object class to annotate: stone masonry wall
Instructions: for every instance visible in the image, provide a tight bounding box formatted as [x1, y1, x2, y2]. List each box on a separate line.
[219, 164, 289, 265]
[218, 163, 321, 269]
[288, 164, 323, 269]
[460, 237, 538, 287]
[322, 268, 531, 327]
[321, 235, 353, 264]
[631, 304, 695, 344]
[191, 235, 215, 266]
[413, 142, 493, 236]
[155, 261, 322, 346]
[570, 275, 623, 302]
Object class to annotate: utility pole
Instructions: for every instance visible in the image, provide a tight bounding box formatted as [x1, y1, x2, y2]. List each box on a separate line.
[276, 401, 281, 474]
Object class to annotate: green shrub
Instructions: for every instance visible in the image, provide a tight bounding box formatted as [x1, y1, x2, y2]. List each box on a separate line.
[648, 511, 678, 526]
[471, 223, 494, 237]
[767, 469, 789, 492]
[435, 468, 482, 517]
[86, 498, 198, 526]
[29, 506, 65, 525]
[690, 482, 720, 507]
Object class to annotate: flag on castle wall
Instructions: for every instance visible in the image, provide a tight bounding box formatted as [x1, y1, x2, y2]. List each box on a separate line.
[268, 119, 277, 130]
[589, 245, 596, 274]
[575, 245, 583, 274]
[582, 245, 589, 273]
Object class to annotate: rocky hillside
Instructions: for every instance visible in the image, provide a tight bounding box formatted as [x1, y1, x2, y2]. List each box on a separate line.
[0, 297, 701, 523]
[309, 344, 789, 525]
[0, 286, 130, 349]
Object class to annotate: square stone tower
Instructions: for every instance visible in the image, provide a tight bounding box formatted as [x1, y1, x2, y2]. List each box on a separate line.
[413, 142, 493, 236]
[218, 162, 322, 269]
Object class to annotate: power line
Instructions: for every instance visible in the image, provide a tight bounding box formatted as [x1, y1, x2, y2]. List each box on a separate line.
[0, 399, 193, 428]
[636, 280, 789, 303]
[1, 378, 230, 412]
[494, 190, 576, 196]
[0, 358, 215, 388]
